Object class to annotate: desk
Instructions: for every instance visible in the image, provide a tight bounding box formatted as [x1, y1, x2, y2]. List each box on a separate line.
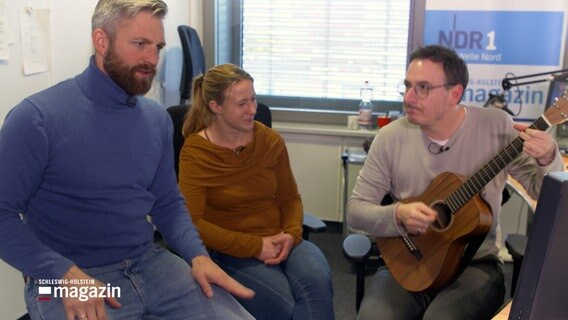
[507, 154, 568, 206]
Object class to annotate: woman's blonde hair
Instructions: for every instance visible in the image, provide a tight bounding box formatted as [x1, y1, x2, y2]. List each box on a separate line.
[182, 64, 253, 137]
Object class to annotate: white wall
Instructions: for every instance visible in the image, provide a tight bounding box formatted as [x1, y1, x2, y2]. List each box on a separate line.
[0, 0, 196, 124]
[0, 0, 194, 317]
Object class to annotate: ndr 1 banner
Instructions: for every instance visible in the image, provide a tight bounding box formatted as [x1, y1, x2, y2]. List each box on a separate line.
[423, 1, 567, 121]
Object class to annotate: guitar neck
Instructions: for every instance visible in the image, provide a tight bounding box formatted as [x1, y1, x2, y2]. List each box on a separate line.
[446, 116, 550, 212]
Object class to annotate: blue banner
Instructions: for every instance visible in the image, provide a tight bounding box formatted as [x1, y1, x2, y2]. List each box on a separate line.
[424, 11, 564, 66]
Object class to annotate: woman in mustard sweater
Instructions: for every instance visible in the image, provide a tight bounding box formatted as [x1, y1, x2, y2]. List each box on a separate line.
[178, 63, 334, 320]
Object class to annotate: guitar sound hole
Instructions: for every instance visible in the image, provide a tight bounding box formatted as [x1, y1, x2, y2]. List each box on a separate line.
[430, 200, 452, 231]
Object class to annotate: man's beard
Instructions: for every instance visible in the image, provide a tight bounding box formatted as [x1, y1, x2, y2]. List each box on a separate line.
[103, 45, 156, 96]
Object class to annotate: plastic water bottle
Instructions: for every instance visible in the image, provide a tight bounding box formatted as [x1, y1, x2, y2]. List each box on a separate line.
[358, 81, 374, 130]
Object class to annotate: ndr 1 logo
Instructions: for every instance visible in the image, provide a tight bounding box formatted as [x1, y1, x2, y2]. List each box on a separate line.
[426, 10, 564, 66]
[433, 14, 501, 63]
[439, 29, 497, 51]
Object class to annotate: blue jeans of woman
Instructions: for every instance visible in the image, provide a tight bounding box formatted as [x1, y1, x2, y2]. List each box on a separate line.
[210, 240, 335, 320]
[25, 245, 253, 319]
[357, 259, 505, 320]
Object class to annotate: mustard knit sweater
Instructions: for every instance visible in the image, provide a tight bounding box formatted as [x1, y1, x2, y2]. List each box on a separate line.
[179, 122, 303, 258]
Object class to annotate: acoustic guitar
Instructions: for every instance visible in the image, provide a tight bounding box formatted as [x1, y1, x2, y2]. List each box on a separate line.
[376, 92, 568, 292]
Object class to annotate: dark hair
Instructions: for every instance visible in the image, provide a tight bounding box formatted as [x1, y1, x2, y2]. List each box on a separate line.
[409, 45, 469, 92]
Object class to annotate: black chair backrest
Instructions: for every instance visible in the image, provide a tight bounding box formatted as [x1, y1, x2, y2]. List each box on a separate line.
[255, 103, 272, 128]
[166, 102, 272, 180]
[178, 25, 206, 105]
[167, 105, 187, 179]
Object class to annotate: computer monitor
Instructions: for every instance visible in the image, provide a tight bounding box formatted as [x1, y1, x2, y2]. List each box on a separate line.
[509, 172, 568, 320]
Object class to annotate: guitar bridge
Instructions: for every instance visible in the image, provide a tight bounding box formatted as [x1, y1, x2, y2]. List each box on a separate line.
[402, 235, 423, 260]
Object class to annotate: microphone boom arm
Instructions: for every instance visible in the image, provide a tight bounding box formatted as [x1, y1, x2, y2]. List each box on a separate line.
[502, 68, 568, 91]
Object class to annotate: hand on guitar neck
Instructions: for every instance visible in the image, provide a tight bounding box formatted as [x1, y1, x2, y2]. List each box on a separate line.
[513, 124, 557, 166]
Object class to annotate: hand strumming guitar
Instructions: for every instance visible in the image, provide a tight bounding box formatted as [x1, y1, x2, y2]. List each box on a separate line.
[395, 202, 438, 235]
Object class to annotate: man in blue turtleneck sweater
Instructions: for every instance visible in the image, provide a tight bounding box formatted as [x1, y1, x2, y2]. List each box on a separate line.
[0, 1, 254, 319]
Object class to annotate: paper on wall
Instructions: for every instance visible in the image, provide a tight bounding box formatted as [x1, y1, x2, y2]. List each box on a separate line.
[20, 6, 51, 75]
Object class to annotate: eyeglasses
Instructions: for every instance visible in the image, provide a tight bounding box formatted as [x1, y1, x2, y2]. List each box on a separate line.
[398, 81, 454, 99]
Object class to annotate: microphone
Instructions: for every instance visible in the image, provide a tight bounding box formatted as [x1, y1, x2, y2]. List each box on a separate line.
[127, 96, 137, 108]
[483, 93, 515, 116]
[233, 146, 245, 155]
[428, 143, 449, 154]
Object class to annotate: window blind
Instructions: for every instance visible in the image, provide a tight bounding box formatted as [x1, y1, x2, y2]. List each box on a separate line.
[242, 0, 411, 104]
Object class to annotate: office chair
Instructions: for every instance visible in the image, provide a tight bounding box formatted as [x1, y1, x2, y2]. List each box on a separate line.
[177, 25, 205, 106]
[164, 102, 326, 241]
[342, 194, 392, 312]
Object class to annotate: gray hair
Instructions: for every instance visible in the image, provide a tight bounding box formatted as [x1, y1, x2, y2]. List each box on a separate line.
[92, 0, 168, 36]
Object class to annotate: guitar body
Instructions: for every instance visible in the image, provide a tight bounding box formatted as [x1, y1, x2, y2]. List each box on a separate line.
[376, 172, 493, 292]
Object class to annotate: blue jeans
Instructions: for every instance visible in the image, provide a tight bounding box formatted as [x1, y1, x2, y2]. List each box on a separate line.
[25, 245, 253, 320]
[358, 260, 505, 320]
[211, 240, 334, 320]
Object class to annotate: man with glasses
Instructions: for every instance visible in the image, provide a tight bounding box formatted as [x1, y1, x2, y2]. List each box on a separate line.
[347, 45, 563, 319]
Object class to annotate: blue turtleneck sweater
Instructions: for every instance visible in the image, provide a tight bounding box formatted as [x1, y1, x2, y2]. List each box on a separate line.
[0, 57, 207, 280]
